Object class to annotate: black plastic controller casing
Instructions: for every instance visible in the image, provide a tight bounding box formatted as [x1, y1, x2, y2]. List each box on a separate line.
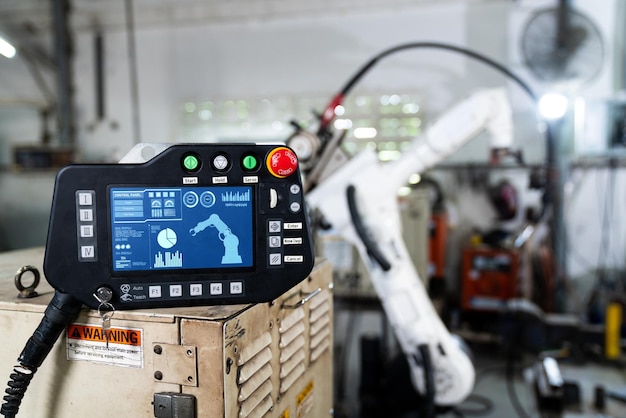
[43, 144, 315, 310]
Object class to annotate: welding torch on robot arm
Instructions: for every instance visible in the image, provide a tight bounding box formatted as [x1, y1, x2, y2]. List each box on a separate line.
[300, 88, 516, 407]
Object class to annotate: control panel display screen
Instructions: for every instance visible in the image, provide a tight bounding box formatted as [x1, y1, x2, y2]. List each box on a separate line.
[110, 186, 254, 272]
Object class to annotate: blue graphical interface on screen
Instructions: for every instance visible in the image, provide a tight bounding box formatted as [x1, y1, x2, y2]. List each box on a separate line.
[110, 186, 254, 272]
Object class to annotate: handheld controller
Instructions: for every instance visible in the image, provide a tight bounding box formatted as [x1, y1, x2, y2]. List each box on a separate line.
[43, 144, 315, 310]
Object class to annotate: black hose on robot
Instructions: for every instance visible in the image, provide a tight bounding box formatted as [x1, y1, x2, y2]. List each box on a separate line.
[317, 41, 556, 222]
[418, 343, 436, 418]
[343, 42, 536, 100]
[317, 42, 540, 134]
[346, 184, 392, 271]
[1, 292, 82, 418]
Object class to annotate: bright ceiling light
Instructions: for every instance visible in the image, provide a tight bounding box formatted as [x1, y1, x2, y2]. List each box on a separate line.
[408, 173, 421, 184]
[538, 93, 568, 120]
[353, 127, 377, 139]
[0, 36, 16, 58]
[398, 186, 412, 197]
[334, 118, 353, 130]
[378, 150, 401, 161]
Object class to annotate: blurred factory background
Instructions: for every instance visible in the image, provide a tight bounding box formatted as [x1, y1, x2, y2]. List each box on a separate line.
[0, 0, 626, 417]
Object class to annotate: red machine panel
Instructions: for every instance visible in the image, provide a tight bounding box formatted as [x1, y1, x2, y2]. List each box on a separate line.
[461, 247, 519, 311]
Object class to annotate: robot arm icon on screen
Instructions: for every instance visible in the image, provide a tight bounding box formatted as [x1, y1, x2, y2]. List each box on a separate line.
[189, 214, 243, 264]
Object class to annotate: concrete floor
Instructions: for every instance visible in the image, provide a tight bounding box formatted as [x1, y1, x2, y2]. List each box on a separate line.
[334, 338, 626, 418]
[431, 348, 626, 418]
[332, 297, 626, 418]
[444, 352, 539, 418]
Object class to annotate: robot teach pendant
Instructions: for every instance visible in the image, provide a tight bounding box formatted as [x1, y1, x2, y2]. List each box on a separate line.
[43, 144, 315, 310]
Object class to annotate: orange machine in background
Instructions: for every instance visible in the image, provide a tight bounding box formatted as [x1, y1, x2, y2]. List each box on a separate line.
[461, 246, 520, 311]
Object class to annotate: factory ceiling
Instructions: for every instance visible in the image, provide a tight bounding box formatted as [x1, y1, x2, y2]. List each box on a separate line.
[0, 0, 468, 33]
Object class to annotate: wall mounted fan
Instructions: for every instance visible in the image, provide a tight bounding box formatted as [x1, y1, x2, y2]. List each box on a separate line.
[521, 1, 604, 83]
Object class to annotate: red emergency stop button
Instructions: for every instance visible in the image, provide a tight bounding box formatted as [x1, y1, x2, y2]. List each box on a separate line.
[266, 147, 298, 178]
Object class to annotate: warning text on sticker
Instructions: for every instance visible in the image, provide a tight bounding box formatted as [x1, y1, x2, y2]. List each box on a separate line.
[67, 324, 142, 346]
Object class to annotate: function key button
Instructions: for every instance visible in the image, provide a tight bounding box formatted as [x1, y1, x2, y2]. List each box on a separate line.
[210, 283, 223, 295]
[290, 184, 301, 195]
[190, 284, 202, 296]
[149, 286, 162, 298]
[169, 285, 183, 297]
[230, 282, 243, 294]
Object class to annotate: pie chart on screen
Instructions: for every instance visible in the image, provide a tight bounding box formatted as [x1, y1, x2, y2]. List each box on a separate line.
[157, 228, 177, 249]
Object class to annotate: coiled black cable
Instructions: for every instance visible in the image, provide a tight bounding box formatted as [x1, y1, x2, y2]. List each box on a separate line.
[1, 291, 82, 418]
[1, 367, 34, 418]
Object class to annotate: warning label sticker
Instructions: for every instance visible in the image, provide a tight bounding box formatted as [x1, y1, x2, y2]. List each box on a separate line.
[66, 323, 143, 368]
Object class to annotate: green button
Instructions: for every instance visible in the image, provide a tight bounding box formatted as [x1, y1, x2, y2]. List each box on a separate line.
[242, 155, 258, 170]
[182, 154, 200, 171]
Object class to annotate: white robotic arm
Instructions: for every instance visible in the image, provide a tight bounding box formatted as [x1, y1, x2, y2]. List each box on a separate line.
[303, 88, 514, 405]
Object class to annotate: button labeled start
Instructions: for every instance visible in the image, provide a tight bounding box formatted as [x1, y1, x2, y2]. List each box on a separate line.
[266, 147, 298, 178]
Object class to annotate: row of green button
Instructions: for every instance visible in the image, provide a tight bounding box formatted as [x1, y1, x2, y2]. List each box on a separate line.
[181, 152, 259, 173]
